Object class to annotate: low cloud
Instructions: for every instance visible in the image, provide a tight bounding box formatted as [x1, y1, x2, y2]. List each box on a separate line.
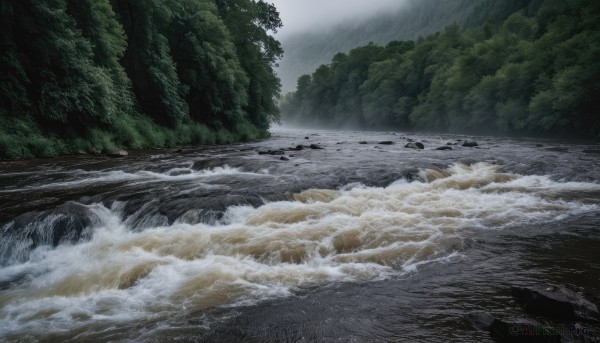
[270, 0, 410, 37]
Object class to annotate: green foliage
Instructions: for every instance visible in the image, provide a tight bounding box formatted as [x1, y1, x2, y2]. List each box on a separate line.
[0, 0, 281, 158]
[278, 0, 532, 92]
[281, 0, 600, 138]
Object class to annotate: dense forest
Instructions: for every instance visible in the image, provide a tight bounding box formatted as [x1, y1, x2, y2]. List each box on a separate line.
[277, 0, 531, 92]
[0, 0, 282, 158]
[281, 0, 600, 138]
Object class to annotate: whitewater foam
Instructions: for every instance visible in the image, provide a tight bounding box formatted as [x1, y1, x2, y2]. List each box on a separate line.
[0, 163, 598, 338]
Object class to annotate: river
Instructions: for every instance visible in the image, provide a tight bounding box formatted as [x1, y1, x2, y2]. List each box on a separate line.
[0, 128, 599, 342]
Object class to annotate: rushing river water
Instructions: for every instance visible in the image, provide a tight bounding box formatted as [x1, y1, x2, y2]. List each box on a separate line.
[0, 128, 599, 342]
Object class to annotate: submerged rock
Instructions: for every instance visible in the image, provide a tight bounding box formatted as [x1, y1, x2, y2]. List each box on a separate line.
[378, 141, 394, 145]
[280, 156, 289, 161]
[462, 141, 479, 147]
[511, 285, 600, 321]
[359, 141, 368, 144]
[463, 312, 495, 331]
[436, 146, 452, 151]
[545, 147, 569, 152]
[405, 142, 424, 149]
[258, 150, 285, 156]
[309, 144, 324, 150]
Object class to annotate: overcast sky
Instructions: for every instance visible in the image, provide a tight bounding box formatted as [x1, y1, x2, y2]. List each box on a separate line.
[270, 0, 411, 37]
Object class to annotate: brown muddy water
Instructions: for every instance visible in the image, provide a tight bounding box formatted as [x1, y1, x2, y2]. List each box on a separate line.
[0, 128, 599, 342]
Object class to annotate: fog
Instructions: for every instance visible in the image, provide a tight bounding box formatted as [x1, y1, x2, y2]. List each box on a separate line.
[270, 0, 411, 37]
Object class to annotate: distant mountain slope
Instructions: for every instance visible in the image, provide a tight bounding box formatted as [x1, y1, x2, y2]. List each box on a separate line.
[277, 0, 530, 92]
[280, 0, 600, 138]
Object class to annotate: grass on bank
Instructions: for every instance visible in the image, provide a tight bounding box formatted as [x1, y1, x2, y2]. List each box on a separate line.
[0, 114, 267, 159]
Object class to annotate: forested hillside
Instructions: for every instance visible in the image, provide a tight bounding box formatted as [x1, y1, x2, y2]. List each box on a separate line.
[0, 0, 282, 158]
[277, 0, 529, 92]
[281, 0, 600, 137]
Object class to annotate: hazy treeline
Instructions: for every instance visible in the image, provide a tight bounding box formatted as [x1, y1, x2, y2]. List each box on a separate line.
[0, 0, 282, 158]
[281, 0, 600, 137]
[278, 0, 529, 92]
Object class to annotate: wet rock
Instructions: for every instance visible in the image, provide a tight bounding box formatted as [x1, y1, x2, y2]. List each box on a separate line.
[0, 202, 98, 264]
[546, 147, 569, 152]
[405, 142, 424, 149]
[464, 312, 495, 331]
[108, 150, 128, 157]
[436, 146, 452, 151]
[536, 144, 544, 147]
[280, 156, 289, 161]
[304, 137, 309, 139]
[309, 144, 324, 150]
[511, 285, 600, 321]
[359, 141, 368, 144]
[378, 141, 394, 145]
[462, 141, 479, 147]
[258, 150, 285, 156]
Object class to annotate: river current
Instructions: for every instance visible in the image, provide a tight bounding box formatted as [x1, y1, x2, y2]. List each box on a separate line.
[0, 128, 599, 342]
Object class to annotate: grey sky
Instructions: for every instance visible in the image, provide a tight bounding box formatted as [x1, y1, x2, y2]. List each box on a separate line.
[270, 0, 411, 37]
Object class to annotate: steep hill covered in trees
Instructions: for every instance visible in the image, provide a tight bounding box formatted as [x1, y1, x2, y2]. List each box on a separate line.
[0, 0, 282, 158]
[277, 0, 530, 92]
[281, 0, 600, 138]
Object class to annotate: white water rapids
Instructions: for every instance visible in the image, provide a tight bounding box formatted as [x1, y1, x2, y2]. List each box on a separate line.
[0, 162, 598, 339]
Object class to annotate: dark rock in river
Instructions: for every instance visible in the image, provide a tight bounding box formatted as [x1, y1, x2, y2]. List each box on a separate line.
[258, 150, 285, 156]
[108, 150, 128, 157]
[0, 202, 97, 264]
[511, 285, 600, 321]
[405, 142, 424, 149]
[310, 144, 324, 150]
[294, 145, 304, 151]
[280, 156, 289, 161]
[462, 141, 479, 147]
[378, 141, 394, 145]
[304, 137, 309, 139]
[536, 144, 544, 147]
[545, 147, 569, 152]
[436, 146, 452, 151]
[359, 141, 368, 144]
